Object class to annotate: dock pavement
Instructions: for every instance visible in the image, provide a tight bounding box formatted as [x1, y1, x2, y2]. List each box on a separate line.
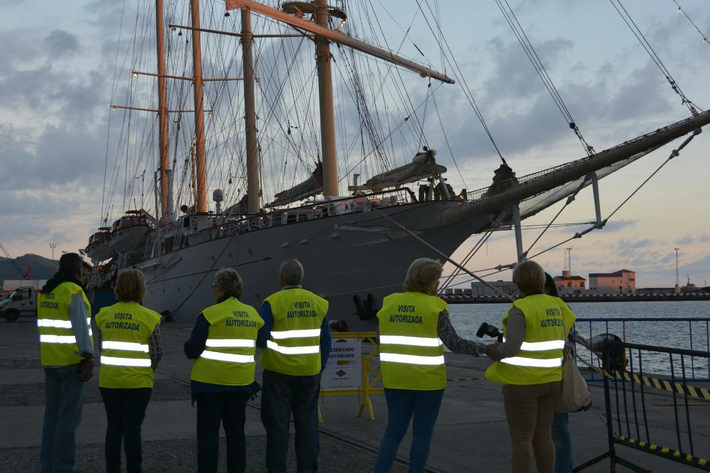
[2, 318, 708, 472]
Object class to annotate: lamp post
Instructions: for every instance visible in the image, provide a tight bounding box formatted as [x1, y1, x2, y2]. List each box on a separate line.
[674, 247, 680, 294]
[49, 243, 57, 273]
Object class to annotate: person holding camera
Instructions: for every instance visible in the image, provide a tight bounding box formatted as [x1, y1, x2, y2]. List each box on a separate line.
[484, 261, 576, 473]
[375, 258, 485, 473]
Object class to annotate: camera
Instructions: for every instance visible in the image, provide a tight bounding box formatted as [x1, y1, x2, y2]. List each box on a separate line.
[476, 322, 503, 342]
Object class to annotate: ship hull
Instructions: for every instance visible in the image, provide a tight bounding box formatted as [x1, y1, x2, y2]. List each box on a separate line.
[140, 202, 494, 329]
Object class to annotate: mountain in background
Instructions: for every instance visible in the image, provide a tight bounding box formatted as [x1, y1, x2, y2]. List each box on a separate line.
[0, 254, 56, 285]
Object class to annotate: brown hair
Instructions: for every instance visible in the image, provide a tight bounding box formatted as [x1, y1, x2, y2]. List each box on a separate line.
[214, 268, 244, 298]
[404, 258, 443, 294]
[513, 260, 545, 296]
[114, 269, 146, 302]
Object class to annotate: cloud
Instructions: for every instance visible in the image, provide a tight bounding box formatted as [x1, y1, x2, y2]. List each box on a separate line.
[44, 30, 80, 59]
[676, 234, 694, 245]
[601, 219, 636, 233]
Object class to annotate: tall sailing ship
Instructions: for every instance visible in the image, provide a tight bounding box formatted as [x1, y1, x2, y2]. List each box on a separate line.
[87, 0, 710, 327]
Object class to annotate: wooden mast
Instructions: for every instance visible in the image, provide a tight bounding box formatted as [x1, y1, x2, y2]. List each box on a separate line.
[190, 0, 208, 213]
[241, 9, 260, 214]
[314, 0, 338, 199]
[155, 0, 171, 221]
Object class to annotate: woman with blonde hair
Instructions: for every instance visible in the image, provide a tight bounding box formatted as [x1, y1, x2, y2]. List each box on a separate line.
[484, 260, 576, 473]
[95, 268, 163, 473]
[184, 267, 264, 473]
[375, 257, 485, 473]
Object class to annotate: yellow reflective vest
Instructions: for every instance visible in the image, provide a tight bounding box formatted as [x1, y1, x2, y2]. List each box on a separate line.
[96, 302, 161, 388]
[259, 288, 328, 376]
[485, 294, 574, 385]
[377, 292, 447, 391]
[191, 297, 264, 386]
[37, 282, 92, 366]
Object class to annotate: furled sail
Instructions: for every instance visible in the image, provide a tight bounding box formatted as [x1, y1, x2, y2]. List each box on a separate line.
[268, 162, 323, 207]
[356, 148, 447, 192]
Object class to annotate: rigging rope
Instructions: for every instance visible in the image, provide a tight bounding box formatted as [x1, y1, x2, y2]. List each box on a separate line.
[609, 0, 701, 114]
[671, 0, 709, 47]
[494, 0, 595, 156]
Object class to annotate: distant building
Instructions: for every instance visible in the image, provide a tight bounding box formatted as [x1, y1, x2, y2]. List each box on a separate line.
[471, 280, 519, 298]
[589, 269, 636, 295]
[554, 270, 586, 295]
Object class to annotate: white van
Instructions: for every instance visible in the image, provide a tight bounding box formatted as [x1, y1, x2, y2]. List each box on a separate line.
[0, 286, 37, 322]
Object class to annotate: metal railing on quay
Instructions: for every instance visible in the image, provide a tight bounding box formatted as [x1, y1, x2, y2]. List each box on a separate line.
[575, 317, 710, 382]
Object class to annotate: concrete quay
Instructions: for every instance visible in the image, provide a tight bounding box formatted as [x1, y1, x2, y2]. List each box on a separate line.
[2, 318, 708, 472]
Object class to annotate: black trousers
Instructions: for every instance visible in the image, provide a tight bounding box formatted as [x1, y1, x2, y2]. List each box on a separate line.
[99, 387, 152, 473]
[195, 391, 251, 473]
[260, 370, 320, 473]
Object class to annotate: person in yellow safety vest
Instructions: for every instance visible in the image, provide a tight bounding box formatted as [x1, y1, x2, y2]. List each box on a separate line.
[95, 269, 162, 473]
[375, 258, 487, 473]
[484, 260, 576, 473]
[257, 259, 330, 473]
[184, 268, 264, 473]
[37, 252, 94, 473]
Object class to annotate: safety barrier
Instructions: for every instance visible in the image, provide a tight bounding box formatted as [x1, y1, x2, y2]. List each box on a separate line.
[318, 332, 384, 421]
[575, 317, 710, 382]
[576, 341, 710, 472]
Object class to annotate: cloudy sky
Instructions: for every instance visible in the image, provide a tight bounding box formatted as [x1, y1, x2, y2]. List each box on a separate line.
[1, 0, 709, 288]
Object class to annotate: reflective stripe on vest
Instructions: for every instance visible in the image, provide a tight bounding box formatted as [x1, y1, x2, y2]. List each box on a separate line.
[501, 356, 563, 368]
[102, 341, 149, 353]
[266, 340, 320, 355]
[377, 292, 448, 390]
[259, 288, 328, 376]
[39, 334, 77, 344]
[379, 352, 445, 366]
[205, 338, 255, 348]
[100, 355, 152, 368]
[200, 350, 255, 363]
[270, 328, 321, 339]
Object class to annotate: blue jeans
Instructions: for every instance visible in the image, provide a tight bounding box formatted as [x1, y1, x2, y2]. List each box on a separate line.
[552, 412, 573, 473]
[375, 388, 445, 473]
[261, 370, 321, 473]
[41, 365, 86, 473]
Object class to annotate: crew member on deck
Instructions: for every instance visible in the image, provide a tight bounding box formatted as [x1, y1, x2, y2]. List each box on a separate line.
[184, 268, 264, 473]
[375, 257, 486, 473]
[257, 259, 331, 473]
[95, 269, 162, 473]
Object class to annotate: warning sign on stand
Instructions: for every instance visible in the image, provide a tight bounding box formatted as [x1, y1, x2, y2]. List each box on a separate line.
[321, 337, 362, 391]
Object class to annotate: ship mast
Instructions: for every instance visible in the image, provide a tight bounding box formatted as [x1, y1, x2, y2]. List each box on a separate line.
[314, 0, 338, 199]
[190, 0, 208, 213]
[155, 0, 171, 221]
[241, 9, 260, 214]
[225, 0, 454, 202]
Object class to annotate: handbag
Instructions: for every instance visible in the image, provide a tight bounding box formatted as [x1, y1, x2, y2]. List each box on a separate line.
[555, 317, 592, 413]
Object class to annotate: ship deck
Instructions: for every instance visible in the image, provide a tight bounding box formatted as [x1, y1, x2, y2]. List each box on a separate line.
[2, 319, 709, 472]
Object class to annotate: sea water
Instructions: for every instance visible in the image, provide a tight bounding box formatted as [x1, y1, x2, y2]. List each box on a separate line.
[448, 300, 710, 379]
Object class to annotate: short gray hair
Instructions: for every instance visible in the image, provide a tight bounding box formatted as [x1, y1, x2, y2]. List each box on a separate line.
[214, 268, 243, 298]
[279, 259, 304, 286]
[404, 258, 442, 294]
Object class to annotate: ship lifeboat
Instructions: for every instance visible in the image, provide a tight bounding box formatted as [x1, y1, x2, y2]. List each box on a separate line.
[107, 210, 152, 255]
[85, 227, 116, 262]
